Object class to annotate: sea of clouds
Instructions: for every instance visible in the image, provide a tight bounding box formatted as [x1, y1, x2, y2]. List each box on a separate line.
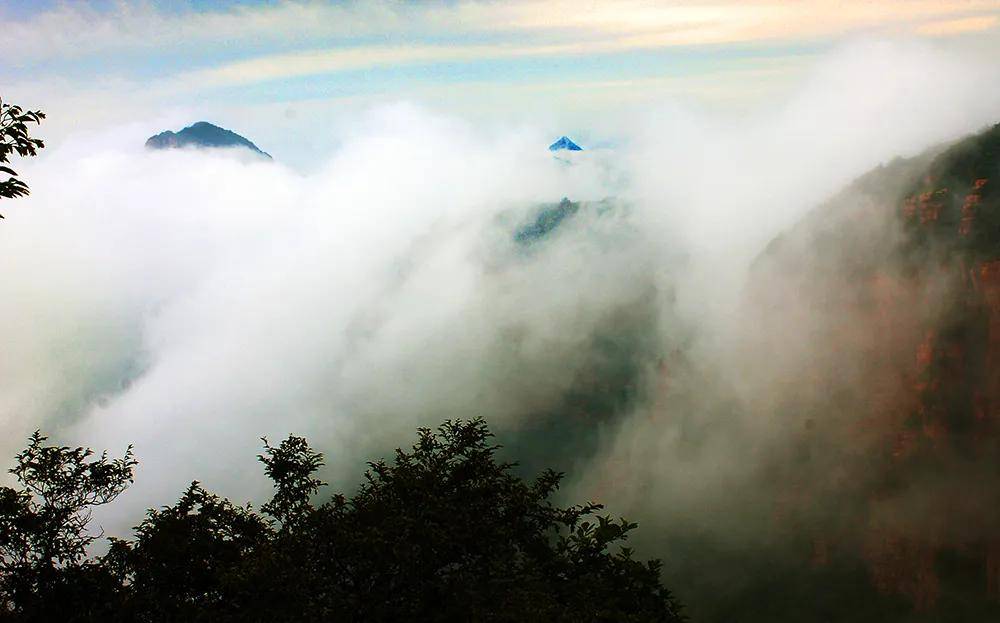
[2, 40, 999, 587]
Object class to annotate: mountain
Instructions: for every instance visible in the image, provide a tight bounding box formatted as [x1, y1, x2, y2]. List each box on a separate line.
[730, 123, 1000, 621]
[514, 197, 580, 244]
[548, 136, 583, 152]
[145, 121, 271, 158]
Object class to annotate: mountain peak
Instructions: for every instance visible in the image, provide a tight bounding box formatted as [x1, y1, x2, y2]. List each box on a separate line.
[549, 136, 583, 152]
[145, 121, 271, 159]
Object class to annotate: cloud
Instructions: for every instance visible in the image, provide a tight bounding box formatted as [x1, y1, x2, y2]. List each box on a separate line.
[0, 102, 630, 525]
[915, 14, 1000, 36]
[167, 42, 592, 90]
[4, 1, 999, 81]
[560, 37, 1000, 618]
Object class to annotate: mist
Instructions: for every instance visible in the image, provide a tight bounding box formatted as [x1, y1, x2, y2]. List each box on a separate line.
[3, 38, 1000, 618]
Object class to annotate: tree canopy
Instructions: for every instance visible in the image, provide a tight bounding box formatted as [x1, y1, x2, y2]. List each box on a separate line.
[0, 96, 46, 217]
[0, 419, 683, 622]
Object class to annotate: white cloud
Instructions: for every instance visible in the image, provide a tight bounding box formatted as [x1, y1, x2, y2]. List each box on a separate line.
[4, 0, 998, 71]
[0, 103, 628, 524]
[0, 39, 999, 548]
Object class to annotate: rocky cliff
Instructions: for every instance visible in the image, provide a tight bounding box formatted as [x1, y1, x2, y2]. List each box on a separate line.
[743, 123, 1000, 618]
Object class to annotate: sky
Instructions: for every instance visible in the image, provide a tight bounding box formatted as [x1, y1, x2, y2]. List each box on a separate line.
[3, 0, 1000, 166]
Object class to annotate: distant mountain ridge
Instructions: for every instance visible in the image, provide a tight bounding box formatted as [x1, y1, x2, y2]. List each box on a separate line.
[145, 121, 271, 158]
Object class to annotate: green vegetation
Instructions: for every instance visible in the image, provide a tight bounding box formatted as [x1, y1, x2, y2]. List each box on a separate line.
[0, 419, 683, 622]
[0, 97, 45, 216]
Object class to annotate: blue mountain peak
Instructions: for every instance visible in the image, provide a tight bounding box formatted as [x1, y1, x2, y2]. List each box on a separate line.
[548, 136, 583, 152]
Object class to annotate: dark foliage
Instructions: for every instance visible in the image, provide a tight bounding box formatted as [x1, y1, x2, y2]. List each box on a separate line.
[0, 432, 135, 621]
[0, 420, 683, 622]
[0, 96, 46, 216]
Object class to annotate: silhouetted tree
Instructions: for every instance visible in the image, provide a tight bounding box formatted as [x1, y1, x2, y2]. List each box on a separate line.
[0, 432, 134, 621]
[116, 482, 270, 622]
[0, 420, 684, 622]
[0, 96, 46, 217]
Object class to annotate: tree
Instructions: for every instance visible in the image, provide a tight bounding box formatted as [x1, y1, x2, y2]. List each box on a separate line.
[257, 435, 324, 531]
[0, 96, 46, 217]
[265, 418, 684, 622]
[115, 482, 270, 622]
[0, 432, 135, 621]
[0, 420, 685, 622]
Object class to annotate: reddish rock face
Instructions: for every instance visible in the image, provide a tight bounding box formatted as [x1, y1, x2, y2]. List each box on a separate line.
[958, 179, 988, 236]
[742, 125, 1000, 614]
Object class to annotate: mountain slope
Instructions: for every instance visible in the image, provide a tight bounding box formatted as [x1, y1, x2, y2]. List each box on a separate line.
[737, 123, 1000, 620]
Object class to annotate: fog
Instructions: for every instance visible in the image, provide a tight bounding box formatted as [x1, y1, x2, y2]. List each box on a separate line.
[2, 38, 1000, 618]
